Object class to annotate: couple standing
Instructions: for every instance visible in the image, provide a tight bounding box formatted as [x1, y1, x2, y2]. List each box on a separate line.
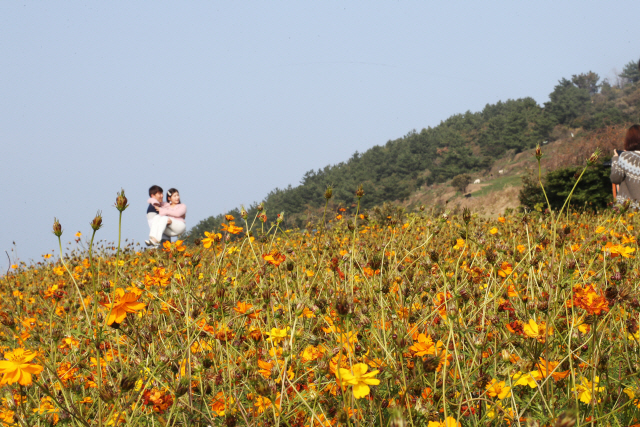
[145, 185, 187, 248]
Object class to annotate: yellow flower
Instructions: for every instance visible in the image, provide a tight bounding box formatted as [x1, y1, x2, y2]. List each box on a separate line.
[572, 376, 604, 404]
[427, 417, 461, 427]
[453, 239, 465, 250]
[623, 388, 640, 408]
[485, 379, 511, 399]
[522, 319, 551, 342]
[201, 231, 221, 248]
[337, 363, 380, 399]
[75, 232, 82, 237]
[100, 288, 146, 325]
[0, 348, 44, 386]
[516, 244, 525, 253]
[490, 227, 498, 235]
[512, 370, 541, 388]
[266, 327, 290, 343]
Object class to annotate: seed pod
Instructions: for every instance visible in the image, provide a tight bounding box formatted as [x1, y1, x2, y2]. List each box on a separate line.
[175, 378, 190, 397]
[225, 415, 237, 427]
[99, 386, 116, 403]
[422, 355, 439, 372]
[120, 373, 138, 392]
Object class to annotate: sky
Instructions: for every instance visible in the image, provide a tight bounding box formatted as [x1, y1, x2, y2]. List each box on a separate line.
[2, 1, 639, 270]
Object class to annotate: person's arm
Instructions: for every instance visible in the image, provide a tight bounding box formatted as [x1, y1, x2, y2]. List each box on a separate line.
[610, 153, 625, 184]
[158, 204, 187, 218]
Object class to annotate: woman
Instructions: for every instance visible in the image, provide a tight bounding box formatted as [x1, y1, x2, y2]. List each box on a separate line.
[147, 188, 187, 247]
[611, 125, 640, 208]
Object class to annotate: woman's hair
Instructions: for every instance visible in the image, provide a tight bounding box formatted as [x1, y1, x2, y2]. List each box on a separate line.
[624, 125, 640, 151]
[166, 188, 180, 203]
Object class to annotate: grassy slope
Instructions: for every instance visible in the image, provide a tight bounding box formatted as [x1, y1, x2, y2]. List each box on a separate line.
[402, 124, 627, 216]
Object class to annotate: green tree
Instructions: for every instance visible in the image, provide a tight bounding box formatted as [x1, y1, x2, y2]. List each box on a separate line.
[619, 59, 640, 84]
[519, 163, 612, 212]
[451, 174, 472, 193]
[571, 71, 600, 95]
[544, 78, 591, 126]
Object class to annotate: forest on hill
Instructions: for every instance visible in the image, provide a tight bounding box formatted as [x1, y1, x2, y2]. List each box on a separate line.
[186, 59, 640, 241]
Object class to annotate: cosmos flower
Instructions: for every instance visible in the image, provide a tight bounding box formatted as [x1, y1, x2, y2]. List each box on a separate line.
[0, 348, 44, 386]
[337, 363, 380, 399]
[100, 288, 146, 325]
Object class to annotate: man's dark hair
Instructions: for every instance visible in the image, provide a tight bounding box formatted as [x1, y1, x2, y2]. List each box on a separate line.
[149, 185, 163, 197]
[624, 125, 640, 151]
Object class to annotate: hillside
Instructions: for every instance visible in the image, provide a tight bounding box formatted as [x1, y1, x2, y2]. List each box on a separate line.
[403, 124, 628, 215]
[186, 60, 640, 241]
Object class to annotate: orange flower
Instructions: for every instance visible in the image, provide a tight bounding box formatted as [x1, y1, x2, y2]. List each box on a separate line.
[601, 241, 635, 258]
[258, 359, 274, 378]
[202, 231, 221, 248]
[100, 288, 146, 325]
[211, 391, 233, 417]
[233, 301, 261, 319]
[535, 358, 570, 381]
[263, 251, 286, 267]
[221, 221, 243, 235]
[569, 284, 609, 315]
[497, 262, 512, 278]
[409, 333, 441, 357]
[225, 214, 235, 221]
[162, 240, 186, 252]
[0, 348, 43, 386]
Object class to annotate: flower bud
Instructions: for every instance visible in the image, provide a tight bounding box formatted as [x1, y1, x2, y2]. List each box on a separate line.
[324, 186, 333, 200]
[355, 184, 365, 198]
[462, 207, 471, 225]
[554, 411, 577, 427]
[53, 218, 63, 237]
[586, 148, 600, 166]
[240, 205, 248, 220]
[276, 212, 284, 224]
[90, 211, 103, 231]
[257, 203, 264, 211]
[535, 144, 542, 161]
[115, 189, 129, 212]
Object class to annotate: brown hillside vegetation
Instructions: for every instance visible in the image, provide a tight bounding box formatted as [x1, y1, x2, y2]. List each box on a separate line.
[404, 124, 629, 216]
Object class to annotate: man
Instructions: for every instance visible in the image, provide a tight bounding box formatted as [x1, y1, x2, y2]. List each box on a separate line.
[146, 185, 171, 245]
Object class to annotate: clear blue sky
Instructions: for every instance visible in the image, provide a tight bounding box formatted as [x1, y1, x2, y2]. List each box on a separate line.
[2, 1, 639, 269]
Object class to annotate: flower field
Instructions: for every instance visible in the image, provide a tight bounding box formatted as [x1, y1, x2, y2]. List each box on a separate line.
[3, 177, 640, 426]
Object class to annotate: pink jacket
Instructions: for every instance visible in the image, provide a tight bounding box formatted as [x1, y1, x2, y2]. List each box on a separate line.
[147, 198, 187, 223]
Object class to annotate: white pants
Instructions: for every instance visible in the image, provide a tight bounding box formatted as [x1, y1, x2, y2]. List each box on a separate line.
[149, 215, 186, 242]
